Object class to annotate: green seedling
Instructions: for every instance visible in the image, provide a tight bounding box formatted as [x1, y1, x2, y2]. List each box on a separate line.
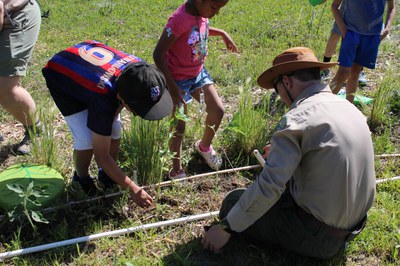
[7, 181, 50, 232]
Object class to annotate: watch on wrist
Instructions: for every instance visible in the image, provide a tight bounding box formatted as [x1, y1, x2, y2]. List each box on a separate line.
[219, 218, 234, 234]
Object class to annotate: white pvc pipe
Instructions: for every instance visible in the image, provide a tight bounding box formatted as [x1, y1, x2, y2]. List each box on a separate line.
[253, 149, 265, 167]
[376, 176, 400, 184]
[0, 164, 262, 222]
[153, 164, 262, 187]
[375, 153, 400, 158]
[0, 211, 218, 260]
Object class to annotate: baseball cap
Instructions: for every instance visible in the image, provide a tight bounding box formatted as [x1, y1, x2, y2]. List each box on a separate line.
[116, 61, 173, 120]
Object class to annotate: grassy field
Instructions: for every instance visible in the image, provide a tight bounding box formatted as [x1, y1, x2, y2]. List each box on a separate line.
[1, 0, 400, 265]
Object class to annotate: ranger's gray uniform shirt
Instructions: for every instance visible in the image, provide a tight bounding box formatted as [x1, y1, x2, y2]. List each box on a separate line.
[227, 83, 376, 232]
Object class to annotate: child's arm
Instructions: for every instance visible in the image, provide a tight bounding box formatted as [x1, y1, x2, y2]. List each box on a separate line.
[92, 133, 153, 208]
[0, 1, 4, 32]
[209, 27, 238, 53]
[381, 0, 396, 40]
[331, 0, 346, 38]
[153, 30, 185, 105]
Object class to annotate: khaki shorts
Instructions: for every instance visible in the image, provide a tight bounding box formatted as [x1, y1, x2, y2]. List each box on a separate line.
[0, 0, 41, 76]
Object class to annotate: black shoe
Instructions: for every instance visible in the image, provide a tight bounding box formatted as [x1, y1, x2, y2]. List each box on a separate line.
[0, 134, 4, 142]
[72, 172, 98, 195]
[13, 132, 31, 155]
[97, 168, 116, 189]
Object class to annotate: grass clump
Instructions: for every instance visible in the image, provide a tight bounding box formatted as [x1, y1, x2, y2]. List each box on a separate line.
[223, 79, 277, 164]
[120, 115, 171, 185]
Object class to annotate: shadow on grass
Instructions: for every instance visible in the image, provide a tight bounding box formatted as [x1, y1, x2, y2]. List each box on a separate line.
[161, 234, 347, 266]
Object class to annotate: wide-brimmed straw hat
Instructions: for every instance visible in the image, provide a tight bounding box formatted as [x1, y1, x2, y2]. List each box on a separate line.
[257, 47, 338, 89]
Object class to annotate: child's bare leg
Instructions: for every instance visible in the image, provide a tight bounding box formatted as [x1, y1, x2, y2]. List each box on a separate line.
[330, 66, 351, 94]
[346, 64, 363, 103]
[192, 84, 224, 147]
[324, 32, 341, 59]
[73, 149, 93, 177]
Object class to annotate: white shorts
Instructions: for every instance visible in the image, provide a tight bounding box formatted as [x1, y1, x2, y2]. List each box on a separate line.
[64, 110, 122, 150]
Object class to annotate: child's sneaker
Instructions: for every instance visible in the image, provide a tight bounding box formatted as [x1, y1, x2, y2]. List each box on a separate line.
[358, 71, 368, 87]
[13, 132, 31, 155]
[97, 168, 116, 189]
[195, 140, 222, 170]
[72, 171, 97, 195]
[168, 168, 186, 180]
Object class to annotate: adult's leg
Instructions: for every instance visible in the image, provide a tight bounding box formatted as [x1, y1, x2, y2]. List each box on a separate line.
[220, 189, 346, 259]
[0, 76, 37, 127]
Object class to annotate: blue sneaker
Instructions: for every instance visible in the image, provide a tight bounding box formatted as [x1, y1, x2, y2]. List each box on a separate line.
[72, 172, 97, 195]
[97, 168, 116, 189]
[358, 71, 368, 87]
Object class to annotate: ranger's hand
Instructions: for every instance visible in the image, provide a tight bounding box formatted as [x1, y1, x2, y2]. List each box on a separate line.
[201, 224, 231, 253]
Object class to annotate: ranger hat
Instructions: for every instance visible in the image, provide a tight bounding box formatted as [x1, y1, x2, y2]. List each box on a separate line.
[257, 47, 337, 89]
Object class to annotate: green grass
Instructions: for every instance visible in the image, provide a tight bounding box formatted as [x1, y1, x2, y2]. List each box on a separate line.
[0, 0, 400, 265]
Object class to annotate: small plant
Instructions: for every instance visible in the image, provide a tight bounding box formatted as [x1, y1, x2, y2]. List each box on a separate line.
[121, 115, 171, 185]
[224, 79, 276, 161]
[7, 181, 50, 232]
[28, 106, 62, 168]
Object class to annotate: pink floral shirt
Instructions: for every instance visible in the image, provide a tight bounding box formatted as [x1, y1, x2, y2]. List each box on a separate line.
[165, 3, 209, 81]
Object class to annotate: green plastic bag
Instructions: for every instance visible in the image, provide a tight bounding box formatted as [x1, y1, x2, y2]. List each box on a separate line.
[0, 164, 65, 211]
[337, 93, 373, 106]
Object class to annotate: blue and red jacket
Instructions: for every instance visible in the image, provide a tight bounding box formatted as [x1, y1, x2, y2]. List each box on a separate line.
[43, 40, 142, 94]
[42, 40, 142, 135]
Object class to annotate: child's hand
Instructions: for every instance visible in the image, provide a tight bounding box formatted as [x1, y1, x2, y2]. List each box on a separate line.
[169, 83, 185, 105]
[222, 34, 237, 53]
[130, 187, 154, 208]
[380, 28, 390, 40]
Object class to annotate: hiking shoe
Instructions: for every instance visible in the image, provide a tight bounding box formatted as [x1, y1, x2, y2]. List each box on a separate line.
[194, 140, 222, 170]
[358, 71, 368, 87]
[0, 134, 3, 142]
[168, 168, 186, 180]
[72, 171, 97, 195]
[320, 69, 331, 81]
[13, 132, 31, 155]
[97, 168, 116, 189]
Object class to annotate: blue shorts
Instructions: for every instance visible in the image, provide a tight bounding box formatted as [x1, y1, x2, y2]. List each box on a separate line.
[338, 30, 380, 69]
[175, 67, 213, 104]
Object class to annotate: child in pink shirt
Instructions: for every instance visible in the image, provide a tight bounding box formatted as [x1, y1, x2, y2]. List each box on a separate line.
[154, 0, 237, 179]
